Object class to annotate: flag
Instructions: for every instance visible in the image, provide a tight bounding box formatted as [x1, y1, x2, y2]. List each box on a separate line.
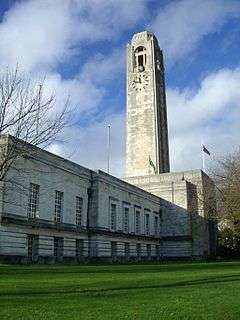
[149, 156, 156, 173]
[203, 145, 210, 156]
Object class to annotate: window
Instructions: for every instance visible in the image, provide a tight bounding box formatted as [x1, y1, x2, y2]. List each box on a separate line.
[111, 241, 117, 258]
[76, 239, 84, 258]
[54, 237, 63, 259]
[134, 46, 147, 69]
[135, 210, 141, 234]
[110, 203, 117, 231]
[27, 183, 40, 218]
[147, 244, 151, 259]
[27, 235, 38, 261]
[76, 197, 83, 226]
[156, 245, 160, 258]
[125, 242, 130, 259]
[159, 208, 163, 221]
[154, 216, 159, 236]
[136, 243, 141, 259]
[145, 213, 150, 235]
[123, 207, 129, 233]
[54, 191, 64, 223]
[27, 235, 33, 259]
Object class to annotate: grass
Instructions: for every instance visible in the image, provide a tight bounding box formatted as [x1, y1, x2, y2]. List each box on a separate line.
[0, 261, 239, 320]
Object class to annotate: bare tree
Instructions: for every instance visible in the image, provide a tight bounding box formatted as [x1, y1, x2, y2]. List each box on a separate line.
[0, 66, 70, 181]
[212, 152, 240, 255]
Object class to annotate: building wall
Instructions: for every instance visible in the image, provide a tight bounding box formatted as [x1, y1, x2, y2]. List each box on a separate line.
[2, 148, 91, 226]
[125, 170, 217, 257]
[92, 171, 162, 235]
[0, 138, 214, 263]
[0, 140, 171, 262]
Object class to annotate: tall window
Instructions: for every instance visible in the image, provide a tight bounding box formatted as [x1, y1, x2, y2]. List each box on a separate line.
[136, 243, 141, 259]
[156, 245, 160, 258]
[134, 46, 147, 69]
[147, 244, 151, 259]
[76, 197, 83, 226]
[145, 213, 150, 235]
[54, 237, 63, 259]
[154, 215, 159, 236]
[125, 242, 130, 259]
[27, 235, 38, 261]
[76, 239, 84, 258]
[123, 207, 129, 233]
[111, 241, 117, 258]
[27, 183, 40, 218]
[135, 210, 141, 234]
[54, 191, 64, 223]
[27, 235, 33, 260]
[110, 203, 117, 231]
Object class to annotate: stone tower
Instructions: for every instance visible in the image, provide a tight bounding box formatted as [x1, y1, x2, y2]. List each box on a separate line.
[126, 31, 170, 177]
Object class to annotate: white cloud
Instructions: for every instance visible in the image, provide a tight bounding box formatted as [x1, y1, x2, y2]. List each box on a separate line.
[79, 48, 124, 85]
[48, 112, 126, 178]
[168, 68, 240, 133]
[42, 72, 106, 117]
[151, 0, 240, 61]
[0, 1, 75, 72]
[0, 0, 149, 72]
[0, 0, 138, 148]
[167, 67, 240, 171]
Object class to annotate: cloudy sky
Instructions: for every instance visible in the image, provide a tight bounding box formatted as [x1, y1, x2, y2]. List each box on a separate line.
[0, 0, 240, 177]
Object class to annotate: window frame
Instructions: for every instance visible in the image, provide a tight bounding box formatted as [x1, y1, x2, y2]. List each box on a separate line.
[110, 202, 117, 231]
[111, 241, 117, 258]
[76, 239, 84, 258]
[123, 205, 130, 233]
[54, 190, 64, 223]
[27, 183, 40, 219]
[136, 243, 141, 259]
[54, 237, 63, 259]
[125, 242, 130, 259]
[154, 214, 160, 236]
[144, 211, 150, 235]
[135, 208, 141, 234]
[76, 196, 83, 226]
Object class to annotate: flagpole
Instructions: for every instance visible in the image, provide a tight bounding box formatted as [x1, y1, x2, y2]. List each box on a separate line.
[148, 156, 150, 192]
[107, 125, 111, 174]
[202, 148, 205, 172]
[201, 140, 205, 172]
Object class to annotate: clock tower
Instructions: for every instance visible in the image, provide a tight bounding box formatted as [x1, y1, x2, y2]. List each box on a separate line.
[126, 31, 170, 177]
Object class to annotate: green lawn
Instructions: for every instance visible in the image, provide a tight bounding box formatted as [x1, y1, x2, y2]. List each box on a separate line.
[0, 261, 239, 320]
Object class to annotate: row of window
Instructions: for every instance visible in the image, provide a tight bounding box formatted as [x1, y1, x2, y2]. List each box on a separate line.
[27, 235, 84, 260]
[27, 235, 161, 261]
[27, 183, 161, 236]
[111, 241, 160, 259]
[27, 183, 83, 225]
[110, 203, 160, 236]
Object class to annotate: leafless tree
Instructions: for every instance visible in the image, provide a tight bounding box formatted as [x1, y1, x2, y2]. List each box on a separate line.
[0, 66, 70, 181]
[213, 152, 240, 230]
[212, 152, 240, 254]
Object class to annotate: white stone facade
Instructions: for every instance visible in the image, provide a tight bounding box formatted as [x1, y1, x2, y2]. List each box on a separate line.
[0, 136, 216, 263]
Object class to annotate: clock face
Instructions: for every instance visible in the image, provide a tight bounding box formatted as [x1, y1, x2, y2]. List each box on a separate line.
[131, 73, 149, 92]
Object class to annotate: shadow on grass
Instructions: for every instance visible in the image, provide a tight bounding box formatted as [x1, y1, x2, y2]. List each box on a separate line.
[1, 274, 240, 298]
[0, 262, 240, 276]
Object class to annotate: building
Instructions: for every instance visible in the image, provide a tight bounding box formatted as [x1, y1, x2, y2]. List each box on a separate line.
[0, 31, 217, 263]
[126, 31, 170, 176]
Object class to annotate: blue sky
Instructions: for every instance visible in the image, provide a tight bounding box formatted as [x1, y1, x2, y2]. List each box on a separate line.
[0, 0, 240, 177]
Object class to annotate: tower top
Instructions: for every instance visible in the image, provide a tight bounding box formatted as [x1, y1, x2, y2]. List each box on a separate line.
[130, 31, 159, 46]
